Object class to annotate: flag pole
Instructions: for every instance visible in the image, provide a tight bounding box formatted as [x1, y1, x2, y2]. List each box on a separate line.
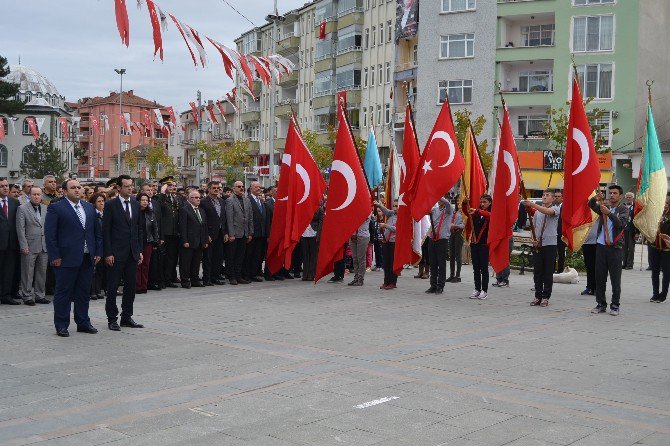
[340, 95, 372, 196]
[498, 85, 537, 245]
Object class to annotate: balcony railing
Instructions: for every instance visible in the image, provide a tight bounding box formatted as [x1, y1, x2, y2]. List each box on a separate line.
[395, 61, 418, 71]
[336, 46, 362, 56]
[243, 103, 261, 112]
[314, 89, 334, 98]
[337, 6, 363, 18]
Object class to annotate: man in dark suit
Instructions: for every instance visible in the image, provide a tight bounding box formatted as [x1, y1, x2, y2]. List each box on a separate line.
[103, 175, 144, 331]
[245, 181, 271, 282]
[45, 179, 102, 337]
[142, 182, 164, 290]
[179, 189, 209, 288]
[0, 178, 21, 305]
[200, 180, 227, 285]
[225, 180, 253, 285]
[157, 176, 181, 287]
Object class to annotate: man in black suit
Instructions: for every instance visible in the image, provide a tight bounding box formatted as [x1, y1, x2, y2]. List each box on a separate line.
[245, 181, 270, 282]
[179, 189, 209, 288]
[45, 179, 102, 336]
[0, 178, 21, 305]
[157, 176, 181, 288]
[103, 175, 144, 331]
[200, 180, 227, 285]
[225, 180, 253, 285]
[141, 183, 164, 290]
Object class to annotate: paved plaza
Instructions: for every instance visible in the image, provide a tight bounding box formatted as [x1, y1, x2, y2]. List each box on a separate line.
[0, 263, 668, 446]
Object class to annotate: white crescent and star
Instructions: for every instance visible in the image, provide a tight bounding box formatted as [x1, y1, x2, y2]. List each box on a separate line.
[277, 154, 292, 201]
[422, 159, 433, 175]
[572, 128, 590, 176]
[431, 131, 456, 168]
[296, 164, 310, 204]
[331, 160, 356, 211]
[503, 150, 517, 197]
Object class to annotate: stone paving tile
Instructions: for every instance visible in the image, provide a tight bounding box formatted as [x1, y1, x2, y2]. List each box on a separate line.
[442, 408, 517, 432]
[30, 427, 129, 446]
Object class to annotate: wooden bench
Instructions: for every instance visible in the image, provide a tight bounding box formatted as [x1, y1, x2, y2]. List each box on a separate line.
[512, 233, 534, 275]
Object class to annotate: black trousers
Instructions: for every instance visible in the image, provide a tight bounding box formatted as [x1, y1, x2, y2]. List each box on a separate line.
[496, 238, 513, 282]
[382, 242, 397, 285]
[203, 236, 224, 282]
[430, 238, 448, 289]
[300, 237, 317, 280]
[419, 238, 431, 266]
[148, 244, 163, 287]
[449, 234, 463, 278]
[595, 244, 623, 308]
[533, 245, 557, 299]
[227, 237, 247, 280]
[623, 230, 636, 268]
[12, 250, 20, 298]
[91, 263, 105, 297]
[244, 236, 267, 279]
[649, 246, 670, 299]
[556, 239, 566, 273]
[373, 240, 384, 268]
[163, 235, 180, 283]
[471, 243, 489, 292]
[333, 252, 346, 279]
[291, 240, 303, 275]
[582, 243, 597, 292]
[105, 253, 138, 322]
[179, 245, 203, 284]
[0, 249, 16, 301]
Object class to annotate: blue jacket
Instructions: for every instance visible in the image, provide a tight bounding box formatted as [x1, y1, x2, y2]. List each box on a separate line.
[45, 198, 102, 267]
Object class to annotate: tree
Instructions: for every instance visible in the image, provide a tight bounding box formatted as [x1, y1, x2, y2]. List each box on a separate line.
[544, 98, 619, 154]
[0, 56, 24, 115]
[220, 139, 252, 185]
[454, 109, 492, 173]
[145, 142, 177, 178]
[303, 129, 332, 171]
[20, 134, 68, 179]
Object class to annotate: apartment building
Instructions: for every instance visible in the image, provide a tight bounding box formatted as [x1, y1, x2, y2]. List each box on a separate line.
[495, 0, 670, 192]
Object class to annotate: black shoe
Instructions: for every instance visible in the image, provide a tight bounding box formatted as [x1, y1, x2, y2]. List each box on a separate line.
[214, 280, 226, 285]
[293, 272, 302, 278]
[273, 274, 285, 281]
[166, 282, 180, 288]
[425, 287, 436, 294]
[283, 273, 295, 279]
[650, 296, 659, 303]
[656, 297, 667, 303]
[451, 277, 461, 283]
[591, 305, 606, 314]
[120, 318, 144, 328]
[446, 276, 455, 283]
[192, 281, 204, 287]
[580, 288, 592, 296]
[56, 328, 69, 337]
[77, 325, 98, 334]
[250, 276, 263, 282]
[264, 276, 275, 281]
[108, 321, 121, 331]
[90, 295, 98, 300]
[35, 298, 50, 304]
[435, 288, 444, 294]
[181, 282, 191, 289]
[148, 284, 161, 291]
[229, 279, 238, 285]
[327, 276, 343, 283]
[202, 281, 213, 286]
[24, 299, 35, 306]
[238, 278, 250, 284]
[1, 299, 21, 305]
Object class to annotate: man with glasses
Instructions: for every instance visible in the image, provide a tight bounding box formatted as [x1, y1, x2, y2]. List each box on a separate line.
[201, 181, 227, 285]
[0, 178, 21, 305]
[158, 176, 181, 288]
[179, 190, 209, 288]
[225, 181, 253, 285]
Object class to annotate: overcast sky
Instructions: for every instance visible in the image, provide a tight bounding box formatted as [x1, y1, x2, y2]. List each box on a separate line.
[1, 0, 307, 112]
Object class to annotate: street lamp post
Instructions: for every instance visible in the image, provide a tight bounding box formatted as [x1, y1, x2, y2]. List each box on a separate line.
[196, 90, 202, 186]
[266, 0, 285, 186]
[114, 68, 126, 177]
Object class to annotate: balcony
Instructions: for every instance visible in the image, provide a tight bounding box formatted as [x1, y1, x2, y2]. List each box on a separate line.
[277, 33, 300, 55]
[498, 13, 555, 52]
[275, 99, 298, 117]
[240, 110, 260, 124]
[274, 137, 286, 150]
[278, 70, 299, 87]
[395, 61, 418, 82]
[498, 60, 554, 105]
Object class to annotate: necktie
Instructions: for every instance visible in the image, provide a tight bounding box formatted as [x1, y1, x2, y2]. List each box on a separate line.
[34, 205, 40, 216]
[124, 200, 131, 220]
[2, 199, 7, 218]
[75, 204, 88, 253]
[195, 207, 202, 223]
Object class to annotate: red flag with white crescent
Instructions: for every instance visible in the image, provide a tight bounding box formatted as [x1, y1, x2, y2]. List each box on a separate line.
[169, 14, 197, 67]
[562, 77, 600, 252]
[189, 102, 199, 127]
[411, 100, 465, 221]
[314, 99, 372, 282]
[319, 20, 326, 40]
[142, 109, 153, 137]
[206, 104, 218, 124]
[206, 37, 235, 80]
[90, 116, 101, 137]
[26, 117, 39, 140]
[145, 0, 163, 61]
[114, 0, 130, 47]
[165, 106, 176, 125]
[488, 105, 520, 273]
[238, 55, 256, 100]
[249, 55, 272, 85]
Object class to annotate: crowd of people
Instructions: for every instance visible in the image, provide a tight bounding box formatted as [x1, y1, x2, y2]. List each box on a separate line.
[0, 174, 668, 337]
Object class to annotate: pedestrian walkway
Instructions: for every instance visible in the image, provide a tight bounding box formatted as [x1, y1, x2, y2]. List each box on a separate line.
[0, 265, 667, 445]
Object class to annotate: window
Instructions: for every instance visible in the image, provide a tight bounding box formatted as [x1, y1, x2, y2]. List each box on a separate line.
[363, 67, 369, 87]
[518, 70, 553, 92]
[385, 103, 391, 124]
[99, 142, 104, 152]
[385, 62, 391, 83]
[590, 111, 612, 146]
[1, 117, 7, 134]
[337, 0, 363, 16]
[378, 64, 383, 85]
[362, 107, 367, 127]
[574, 0, 614, 5]
[121, 142, 129, 152]
[99, 113, 105, 135]
[370, 66, 375, 86]
[573, 15, 614, 52]
[336, 65, 362, 90]
[441, 0, 476, 13]
[387, 20, 392, 42]
[337, 25, 362, 53]
[315, 114, 332, 133]
[23, 118, 33, 135]
[0, 145, 7, 167]
[438, 80, 473, 104]
[517, 115, 549, 137]
[413, 44, 418, 63]
[22, 145, 33, 163]
[364, 28, 369, 49]
[575, 63, 613, 99]
[99, 157, 104, 166]
[440, 33, 475, 58]
[371, 26, 376, 46]
[314, 71, 334, 96]
[520, 24, 555, 47]
[376, 105, 382, 126]
[177, 156, 182, 167]
[379, 23, 384, 44]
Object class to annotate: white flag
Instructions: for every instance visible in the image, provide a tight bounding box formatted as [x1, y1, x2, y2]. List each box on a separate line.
[35, 117, 47, 132]
[153, 109, 164, 127]
[8, 118, 16, 135]
[102, 114, 110, 130]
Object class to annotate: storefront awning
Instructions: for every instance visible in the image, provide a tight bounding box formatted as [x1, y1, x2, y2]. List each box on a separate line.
[520, 169, 614, 191]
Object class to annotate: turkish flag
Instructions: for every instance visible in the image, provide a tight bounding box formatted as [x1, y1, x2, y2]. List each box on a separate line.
[207, 104, 219, 124]
[26, 117, 39, 140]
[460, 127, 488, 242]
[266, 123, 295, 274]
[315, 100, 372, 282]
[488, 105, 520, 273]
[393, 104, 421, 274]
[284, 119, 327, 266]
[146, 0, 163, 61]
[562, 78, 600, 252]
[250, 55, 272, 86]
[238, 55, 256, 100]
[90, 116, 101, 137]
[189, 102, 199, 127]
[319, 20, 327, 40]
[114, 0, 130, 47]
[411, 100, 464, 221]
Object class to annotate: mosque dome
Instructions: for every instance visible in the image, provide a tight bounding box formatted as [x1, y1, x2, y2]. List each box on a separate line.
[6, 65, 62, 97]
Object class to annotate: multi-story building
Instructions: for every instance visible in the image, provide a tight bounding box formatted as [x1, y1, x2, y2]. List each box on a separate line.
[415, 0, 497, 150]
[496, 0, 670, 192]
[73, 90, 171, 180]
[1, 65, 76, 181]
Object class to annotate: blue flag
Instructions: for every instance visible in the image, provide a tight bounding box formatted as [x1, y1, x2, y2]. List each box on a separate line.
[363, 128, 383, 188]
